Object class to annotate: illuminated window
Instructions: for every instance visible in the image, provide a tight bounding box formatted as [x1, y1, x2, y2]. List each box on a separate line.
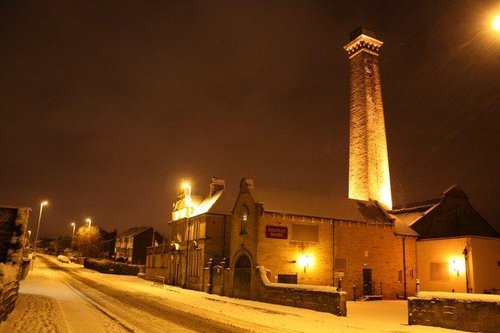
[240, 206, 249, 234]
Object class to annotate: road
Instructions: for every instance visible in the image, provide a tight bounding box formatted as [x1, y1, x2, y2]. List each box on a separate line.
[1, 255, 462, 333]
[2, 255, 283, 333]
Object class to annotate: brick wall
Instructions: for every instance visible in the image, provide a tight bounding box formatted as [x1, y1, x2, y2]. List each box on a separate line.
[336, 221, 417, 299]
[256, 213, 334, 286]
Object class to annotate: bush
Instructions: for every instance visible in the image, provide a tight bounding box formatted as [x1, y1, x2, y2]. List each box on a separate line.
[83, 258, 140, 275]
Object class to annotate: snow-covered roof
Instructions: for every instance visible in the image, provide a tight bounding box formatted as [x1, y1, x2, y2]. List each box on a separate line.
[393, 217, 419, 237]
[190, 190, 234, 217]
[117, 226, 151, 238]
[250, 186, 366, 222]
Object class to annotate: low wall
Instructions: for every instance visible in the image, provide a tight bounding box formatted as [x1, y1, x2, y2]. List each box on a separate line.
[408, 291, 500, 333]
[255, 266, 347, 316]
[84, 258, 141, 275]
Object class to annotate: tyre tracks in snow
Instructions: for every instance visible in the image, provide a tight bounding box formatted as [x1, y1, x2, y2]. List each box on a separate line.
[41, 257, 289, 333]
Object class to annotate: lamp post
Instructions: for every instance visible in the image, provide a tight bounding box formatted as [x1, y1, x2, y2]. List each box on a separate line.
[181, 181, 191, 289]
[70, 222, 76, 252]
[32, 200, 48, 270]
[86, 218, 92, 228]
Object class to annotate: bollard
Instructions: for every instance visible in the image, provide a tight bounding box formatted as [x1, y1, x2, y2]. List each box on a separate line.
[353, 284, 356, 301]
[338, 278, 342, 291]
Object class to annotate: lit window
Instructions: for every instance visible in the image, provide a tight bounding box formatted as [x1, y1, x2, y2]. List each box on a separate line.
[240, 206, 249, 234]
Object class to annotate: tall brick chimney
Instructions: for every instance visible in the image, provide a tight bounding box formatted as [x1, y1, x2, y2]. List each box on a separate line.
[344, 27, 392, 209]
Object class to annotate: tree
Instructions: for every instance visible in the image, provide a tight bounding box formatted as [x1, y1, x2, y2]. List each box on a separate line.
[75, 226, 100, 257]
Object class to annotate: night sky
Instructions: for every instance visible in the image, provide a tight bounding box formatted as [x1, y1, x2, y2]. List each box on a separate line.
[1, 1, 499, 237]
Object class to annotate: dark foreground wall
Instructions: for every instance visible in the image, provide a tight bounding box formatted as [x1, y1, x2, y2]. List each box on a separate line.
[255, 266, 347, 316]
[0, 206, 30, 322]
[408, 294, 500, 332]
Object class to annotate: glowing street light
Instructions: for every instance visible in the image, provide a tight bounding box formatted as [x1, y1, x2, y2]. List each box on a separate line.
[32, 200, 48, 270]
[86, 218, 92, 228]
[493, 15, 500, 32]
[70, 222, 76, 251]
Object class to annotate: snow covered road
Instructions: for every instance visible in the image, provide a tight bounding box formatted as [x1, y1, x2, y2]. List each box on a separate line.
[0, 255, 464, 333]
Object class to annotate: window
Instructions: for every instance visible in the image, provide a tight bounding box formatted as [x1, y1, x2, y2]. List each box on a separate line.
[240, 206, 249, 234]
[291, 224, 319, 242]
[278, 274, 298, 284]
[430, 262, 449, 281]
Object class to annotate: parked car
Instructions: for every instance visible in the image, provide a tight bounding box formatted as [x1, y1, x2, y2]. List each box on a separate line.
[57, 255, 70, 263]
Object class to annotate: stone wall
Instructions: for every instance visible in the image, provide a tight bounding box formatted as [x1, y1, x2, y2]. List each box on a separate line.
[255, 266, 347, 316]
[408, 292, 500, 332]
[335, 221, 417, 299]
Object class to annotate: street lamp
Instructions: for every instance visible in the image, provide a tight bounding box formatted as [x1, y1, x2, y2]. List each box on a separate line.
[493, 14, 500, 32]
[70, 222, 76, 251]
[86, 218, 92, 228]
[32, 200, 48, 270]
[181, 181, 192, 288]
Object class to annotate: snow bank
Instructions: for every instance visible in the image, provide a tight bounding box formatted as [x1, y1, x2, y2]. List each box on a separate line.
[0, 263, 19, 285]
[411, 291, 500, 303]
[257, 266, 338, 292]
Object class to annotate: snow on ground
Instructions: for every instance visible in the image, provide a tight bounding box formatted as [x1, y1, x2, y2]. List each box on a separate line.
[1, 255, 466, 333]
[413, 291, 500, 302]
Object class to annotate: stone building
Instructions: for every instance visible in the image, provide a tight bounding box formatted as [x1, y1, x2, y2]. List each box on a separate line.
[225, 178, 417, 301]
[145, 178, 233, 290]
[392, 185, 499, 293]
[145, 27, 498, 310]
[114, 226, 163, 265]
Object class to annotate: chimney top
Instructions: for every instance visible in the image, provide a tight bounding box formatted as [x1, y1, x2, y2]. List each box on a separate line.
[349, 26, 376, 41]
[209, 177, 225, 197]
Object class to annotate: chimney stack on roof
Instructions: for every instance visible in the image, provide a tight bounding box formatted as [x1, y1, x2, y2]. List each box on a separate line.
[209, 177, 225, 197]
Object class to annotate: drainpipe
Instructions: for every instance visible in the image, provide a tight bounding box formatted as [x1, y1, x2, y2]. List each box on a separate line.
[402, 236, 407, 299]
[463, 247, 470, 293]
[332, 220, 336, 286]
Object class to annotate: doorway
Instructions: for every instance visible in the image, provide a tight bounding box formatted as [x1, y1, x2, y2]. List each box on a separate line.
[233, 255, 251, 299]
[363, 268, 373, 295]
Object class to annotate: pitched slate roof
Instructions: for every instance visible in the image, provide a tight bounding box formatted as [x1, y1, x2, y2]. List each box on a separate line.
[250, 186, 366, 222]
[117, 226, 150, 238]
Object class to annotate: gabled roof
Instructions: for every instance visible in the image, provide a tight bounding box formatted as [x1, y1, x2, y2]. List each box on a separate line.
[191, 190, 234, 217]
[391, 185, 498, 238]
[117, 226, 151, 238]
[250, 186, 366, 222]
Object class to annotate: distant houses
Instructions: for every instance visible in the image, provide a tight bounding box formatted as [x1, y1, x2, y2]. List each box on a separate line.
[114, 226, 163, 265]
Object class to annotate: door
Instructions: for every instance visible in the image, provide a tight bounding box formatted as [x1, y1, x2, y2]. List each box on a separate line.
[233, 255, 251, 299]
[363, 268, 373, 295]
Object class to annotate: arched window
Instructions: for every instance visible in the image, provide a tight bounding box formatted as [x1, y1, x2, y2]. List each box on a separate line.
[240, 206, 249, 234]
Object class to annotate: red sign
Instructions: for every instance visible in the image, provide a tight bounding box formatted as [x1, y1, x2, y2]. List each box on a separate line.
[266, 226, 288, 239]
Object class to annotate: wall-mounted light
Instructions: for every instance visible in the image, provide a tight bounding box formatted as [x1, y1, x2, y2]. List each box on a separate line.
[298, 254, 312, 273]
[449, 257, 465, 277]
